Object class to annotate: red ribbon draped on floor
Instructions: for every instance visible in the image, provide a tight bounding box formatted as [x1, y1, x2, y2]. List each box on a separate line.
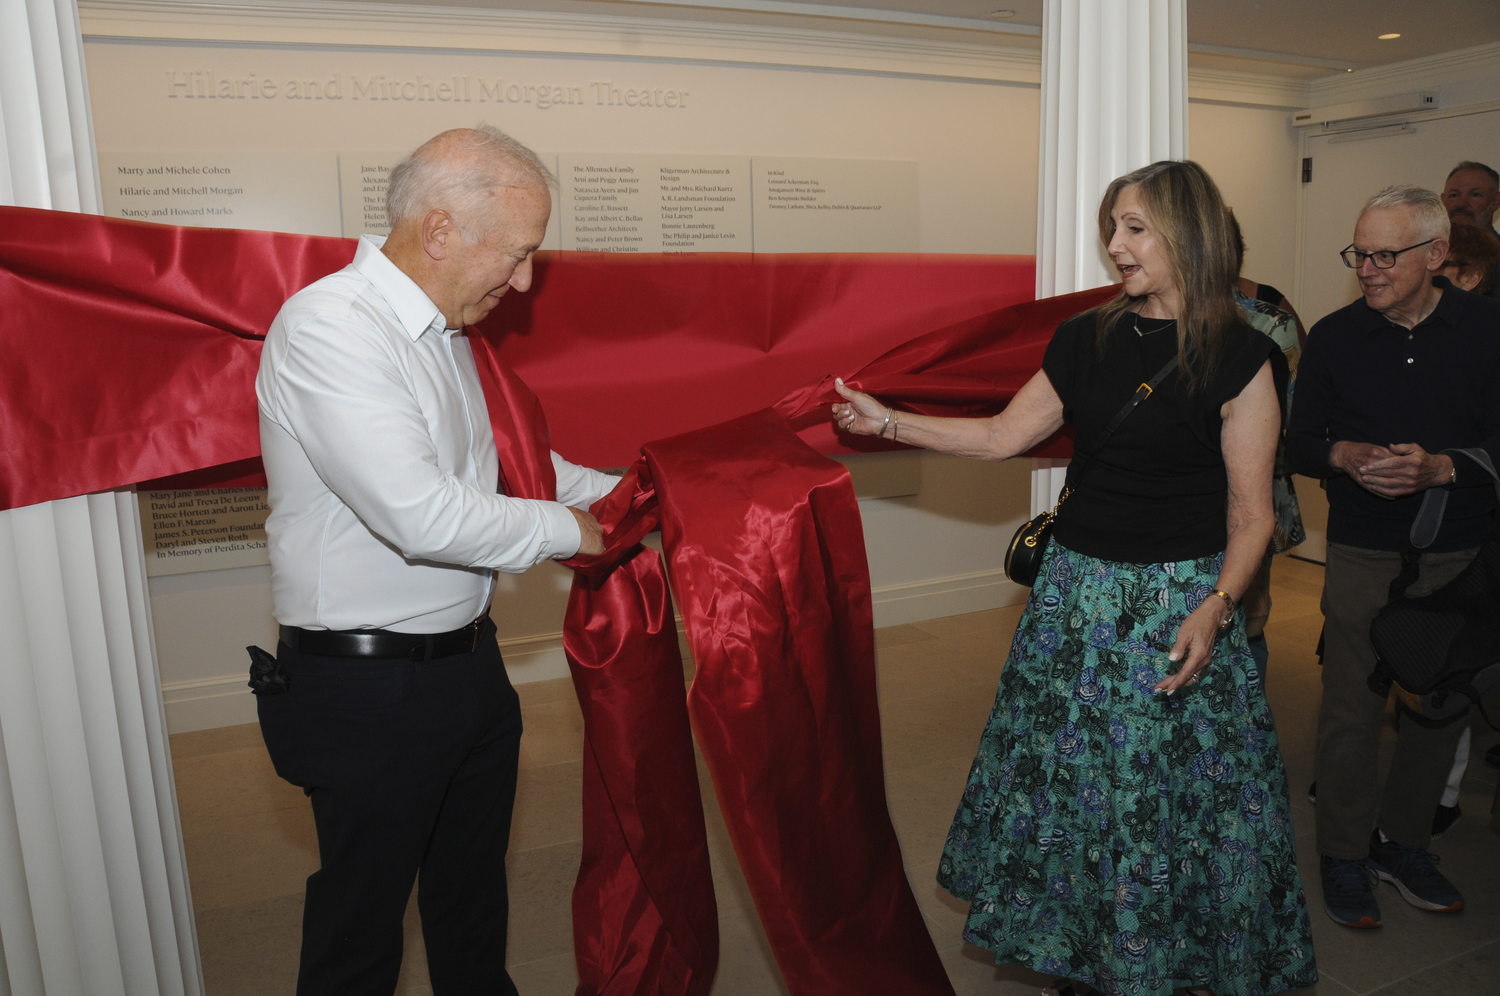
[0, 206, 1112, 995]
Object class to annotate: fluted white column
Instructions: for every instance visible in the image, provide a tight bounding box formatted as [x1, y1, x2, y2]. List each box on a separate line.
[1030, 0, 1187, 514]
[0, 2, 203, 993]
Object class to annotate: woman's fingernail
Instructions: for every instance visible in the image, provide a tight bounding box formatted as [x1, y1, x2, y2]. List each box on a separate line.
[1168, 652, 1180, 662]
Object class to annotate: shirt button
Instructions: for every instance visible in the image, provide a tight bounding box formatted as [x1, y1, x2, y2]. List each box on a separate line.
[1407, 357, 1415, 364]
[1407, 334, 1413, 340]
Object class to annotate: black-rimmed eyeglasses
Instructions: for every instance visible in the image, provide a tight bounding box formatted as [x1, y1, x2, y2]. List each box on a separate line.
[1340, 239, 1436, 269]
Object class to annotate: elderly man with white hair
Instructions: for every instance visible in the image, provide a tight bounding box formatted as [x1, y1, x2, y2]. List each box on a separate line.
[1288, 184, 1500, 932]
[254, 126, 613, 995]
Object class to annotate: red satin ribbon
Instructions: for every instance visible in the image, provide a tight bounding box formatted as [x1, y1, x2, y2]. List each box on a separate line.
[1, 207, 1113, 995]
[472, 284, 1117, 996]
[0, 205, 1036, 506]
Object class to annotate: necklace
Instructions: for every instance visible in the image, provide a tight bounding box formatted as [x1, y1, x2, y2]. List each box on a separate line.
[1133, 313, 1176, 337]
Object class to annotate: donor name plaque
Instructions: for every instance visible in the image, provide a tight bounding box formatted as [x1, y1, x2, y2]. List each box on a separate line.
[559, 153, 752, 253]
[140, 488, 271, 577]
[100, 151, 340, 237]
[97, 148, 916, 251]
[751, 157, 919, 253]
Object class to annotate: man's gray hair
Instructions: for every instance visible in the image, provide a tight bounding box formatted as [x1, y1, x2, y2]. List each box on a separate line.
[386, 125, 556, 235]
[1361, 184, 1450, 242]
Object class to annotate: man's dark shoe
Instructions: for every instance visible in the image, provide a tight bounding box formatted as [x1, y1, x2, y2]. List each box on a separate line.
[1431, 804, 1461, 840]
[1368, 830, 1464, 912]
[1320, 854, 1381, 928]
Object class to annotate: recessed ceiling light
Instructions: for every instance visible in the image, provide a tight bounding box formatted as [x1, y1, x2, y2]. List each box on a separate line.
[1378, 33, 1401, 40]
[990, 9, 1016, 18]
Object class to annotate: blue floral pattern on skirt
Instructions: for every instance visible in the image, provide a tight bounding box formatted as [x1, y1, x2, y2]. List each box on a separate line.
[937, 541, 1316, 996]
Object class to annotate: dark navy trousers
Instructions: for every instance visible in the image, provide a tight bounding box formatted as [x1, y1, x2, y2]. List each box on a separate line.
[258, 619, 522, 996]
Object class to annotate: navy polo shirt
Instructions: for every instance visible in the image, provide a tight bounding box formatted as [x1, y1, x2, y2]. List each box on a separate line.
[1287, 276, 1500, 552]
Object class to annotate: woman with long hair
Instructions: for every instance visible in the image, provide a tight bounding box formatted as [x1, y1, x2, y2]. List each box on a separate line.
[834, 160, 1316, 996]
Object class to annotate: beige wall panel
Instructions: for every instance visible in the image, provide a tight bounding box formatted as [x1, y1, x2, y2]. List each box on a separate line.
[1188, 101, 1302, 304]
[83, 41, 1040, 253]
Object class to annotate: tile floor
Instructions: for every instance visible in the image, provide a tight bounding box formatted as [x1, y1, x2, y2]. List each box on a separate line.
[171, 556, 1500, 995]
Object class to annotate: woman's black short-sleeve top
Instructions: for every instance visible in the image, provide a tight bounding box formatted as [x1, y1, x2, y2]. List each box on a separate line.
[1041, 310, 1284, 564]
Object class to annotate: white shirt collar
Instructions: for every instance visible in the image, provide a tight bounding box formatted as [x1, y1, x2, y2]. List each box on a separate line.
[351, 234, 446, 341]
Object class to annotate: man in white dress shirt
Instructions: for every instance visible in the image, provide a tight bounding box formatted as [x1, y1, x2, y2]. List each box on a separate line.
[255, 126, 613, 995]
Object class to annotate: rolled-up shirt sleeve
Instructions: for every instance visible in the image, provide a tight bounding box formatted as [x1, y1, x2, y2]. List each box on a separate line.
[553, 452, 620, 510]
[266, 315, 584, 574]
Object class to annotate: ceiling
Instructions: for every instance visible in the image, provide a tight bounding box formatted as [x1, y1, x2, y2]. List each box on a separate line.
[357, 0, 1500, 77]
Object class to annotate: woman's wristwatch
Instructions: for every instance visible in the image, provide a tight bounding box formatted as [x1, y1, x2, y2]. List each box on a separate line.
[1210, 589, 1236, 630]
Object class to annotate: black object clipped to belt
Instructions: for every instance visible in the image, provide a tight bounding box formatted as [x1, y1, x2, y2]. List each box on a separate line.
[247, 645, 290, 696]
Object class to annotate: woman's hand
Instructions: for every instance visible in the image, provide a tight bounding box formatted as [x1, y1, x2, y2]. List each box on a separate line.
[831, 378, 892, 437]
[1153, 598, 1229, 695]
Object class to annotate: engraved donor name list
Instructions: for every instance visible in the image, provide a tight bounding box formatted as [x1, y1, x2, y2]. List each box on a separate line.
[561, 153, 751, 252]
[100, 151, 341, 235]
[101, 147, 914, 250]
[139, 488, 271, 577]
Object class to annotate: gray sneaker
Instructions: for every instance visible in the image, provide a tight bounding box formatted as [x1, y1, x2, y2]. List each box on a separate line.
[1368, 830, 1464, 913]
[1320, 854, 1381, 928]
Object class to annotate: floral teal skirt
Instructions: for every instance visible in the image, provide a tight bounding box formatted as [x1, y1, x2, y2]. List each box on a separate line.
[937, 541, 1316, 996]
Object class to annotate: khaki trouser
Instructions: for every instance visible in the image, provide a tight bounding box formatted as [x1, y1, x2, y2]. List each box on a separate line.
[1315, 541, 1478, 859]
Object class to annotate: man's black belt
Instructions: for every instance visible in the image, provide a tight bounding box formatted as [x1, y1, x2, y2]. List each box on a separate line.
[280, 613, 489, 661]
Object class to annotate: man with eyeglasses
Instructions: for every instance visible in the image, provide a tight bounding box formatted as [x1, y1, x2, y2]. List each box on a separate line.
[1287, 184, 1500, 932]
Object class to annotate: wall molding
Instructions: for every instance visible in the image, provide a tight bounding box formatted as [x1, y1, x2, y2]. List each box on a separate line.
[160, 566, 1031, 733]
[80, 0, 1319, 108]
[78, 0, 1045, 85]
[1308, 40, 1500, 108]
[1186, 66, 1309, 110]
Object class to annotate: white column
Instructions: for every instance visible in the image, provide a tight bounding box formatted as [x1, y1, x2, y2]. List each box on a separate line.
[0, 2, 203, 993]
[1031, 0, 1187, 514]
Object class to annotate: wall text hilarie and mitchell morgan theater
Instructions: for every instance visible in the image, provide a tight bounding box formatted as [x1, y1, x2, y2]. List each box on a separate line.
[164, 71, 690, 109]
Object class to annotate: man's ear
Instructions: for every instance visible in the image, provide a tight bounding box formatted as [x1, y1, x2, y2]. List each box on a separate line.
[422, 209, 455, 261]
[1426, 238, 1450, 271]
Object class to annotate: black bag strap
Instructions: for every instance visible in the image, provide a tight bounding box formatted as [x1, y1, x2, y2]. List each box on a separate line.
[1066, 353, 1180, 491]
[1408, 447, 1500, 549]
[1389, 447, 1499, 600]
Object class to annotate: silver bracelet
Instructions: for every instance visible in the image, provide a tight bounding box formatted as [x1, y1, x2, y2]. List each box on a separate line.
[878, 407, 893, 438]
[892, 410, 900, 442]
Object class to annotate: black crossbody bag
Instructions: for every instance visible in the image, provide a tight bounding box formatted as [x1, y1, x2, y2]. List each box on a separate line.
[1005, 354, 1180, 587]
[1368, 447, 1500, 726]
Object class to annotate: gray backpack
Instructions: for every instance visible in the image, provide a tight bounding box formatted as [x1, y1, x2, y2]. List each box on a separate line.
[1368, 448, 1500, 725]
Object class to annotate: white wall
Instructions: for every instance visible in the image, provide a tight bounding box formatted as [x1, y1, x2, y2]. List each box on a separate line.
[1190, 101, 1302, 298]
[78, 2, 1329, 731]
[81, 43, 1042, 253]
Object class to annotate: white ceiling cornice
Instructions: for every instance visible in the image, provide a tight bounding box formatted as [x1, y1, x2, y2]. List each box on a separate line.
[77, 0, 1045, 84]
[1308, 40, 1500, 107]
[1186, 68, 1310, 110]
[78, 0, 1318, 107]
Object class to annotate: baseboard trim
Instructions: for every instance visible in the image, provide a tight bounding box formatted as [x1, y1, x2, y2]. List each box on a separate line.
[870, 568, 1029, 625]
[161, 568, 1029, 732]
